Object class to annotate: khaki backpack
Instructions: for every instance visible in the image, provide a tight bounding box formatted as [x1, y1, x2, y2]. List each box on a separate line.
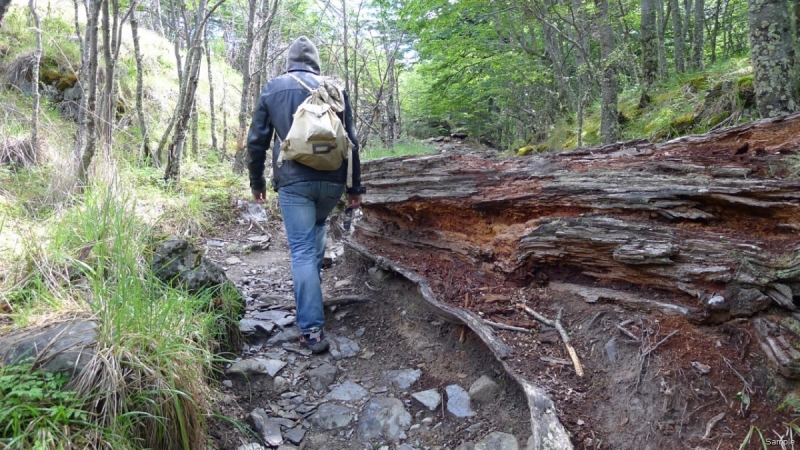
[279, 73, 354, 187]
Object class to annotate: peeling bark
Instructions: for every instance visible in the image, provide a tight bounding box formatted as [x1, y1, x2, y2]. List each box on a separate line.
[356, 114, 800, 326]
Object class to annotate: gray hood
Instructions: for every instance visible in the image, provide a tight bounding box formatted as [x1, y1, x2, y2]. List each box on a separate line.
[286, 36, 321, 74]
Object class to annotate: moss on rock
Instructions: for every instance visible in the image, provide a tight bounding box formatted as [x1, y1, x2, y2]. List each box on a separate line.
[686, 74, 710, 92]
[670, 113, 696, 134]
[517, 143, 548, 156]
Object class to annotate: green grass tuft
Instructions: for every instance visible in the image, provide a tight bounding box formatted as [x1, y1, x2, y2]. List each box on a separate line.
[362, 139, 437, 160]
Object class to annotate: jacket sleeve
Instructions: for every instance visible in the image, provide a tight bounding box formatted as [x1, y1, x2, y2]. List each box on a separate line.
[343, 91, 366, 195]
[247, 95, 273, 191]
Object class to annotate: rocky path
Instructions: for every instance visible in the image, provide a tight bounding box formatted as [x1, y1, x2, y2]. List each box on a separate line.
[205, 205, 531, 450]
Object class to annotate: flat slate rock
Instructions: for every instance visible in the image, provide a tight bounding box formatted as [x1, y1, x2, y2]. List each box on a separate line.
[252, 310, 292, 322]
[0, 319, 97, 376]
[247, 408, 283, 446]
[268, 328, 302, 346]
[445, 384, 476, 418]
[307, 363, 338, 391]
[411, 389, 442, 411]
[226, 359, 270, 376]
[475, 431, 519, 450]
[284, 426, 306, 445]
[325, 380, 368, 402]
[356, 397, 412, 442]
[384, 368, 422, 390]
[264, 359, 287, 377]
[329, 336, 360, 359]
[308, 403, 354, 430]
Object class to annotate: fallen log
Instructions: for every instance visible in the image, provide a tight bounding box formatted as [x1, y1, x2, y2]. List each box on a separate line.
[357, 113, 800, 323]
[353, 114, 800, 449]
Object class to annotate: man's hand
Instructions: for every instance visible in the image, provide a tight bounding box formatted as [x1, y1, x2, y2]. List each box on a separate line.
[347, 194, 362, 209]
[252, 188, 266, 204]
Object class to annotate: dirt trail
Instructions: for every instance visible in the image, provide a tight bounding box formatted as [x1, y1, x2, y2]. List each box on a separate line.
[206, 208, 532, 450]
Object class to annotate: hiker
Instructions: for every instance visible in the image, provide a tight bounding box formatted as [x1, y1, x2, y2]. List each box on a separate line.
[247, 36, 365, 353]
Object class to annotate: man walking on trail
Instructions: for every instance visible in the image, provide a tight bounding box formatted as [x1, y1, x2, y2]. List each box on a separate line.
[247, 36, 365, 354]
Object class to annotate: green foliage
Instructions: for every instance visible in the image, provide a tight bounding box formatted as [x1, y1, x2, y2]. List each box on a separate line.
[362, 139, 437, 160]
[0, 363, 95, 449]
[738, 425, 768, 450]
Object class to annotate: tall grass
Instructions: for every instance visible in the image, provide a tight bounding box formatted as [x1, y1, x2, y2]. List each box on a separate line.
[3, 186, 242, 449]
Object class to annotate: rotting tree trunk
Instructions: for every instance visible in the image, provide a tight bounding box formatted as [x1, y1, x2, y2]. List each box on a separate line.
[355, 114, 800, 375]
[353, 115, 800, 448]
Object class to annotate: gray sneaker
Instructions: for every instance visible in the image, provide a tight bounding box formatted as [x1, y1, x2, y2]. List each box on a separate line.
[300, 330, 329, 354]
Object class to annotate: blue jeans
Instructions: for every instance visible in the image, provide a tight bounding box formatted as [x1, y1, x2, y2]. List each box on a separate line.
[278, 181, 345, 335]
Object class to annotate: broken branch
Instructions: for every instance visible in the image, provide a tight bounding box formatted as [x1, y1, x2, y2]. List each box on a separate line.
[616, 324, 641, 342]
[518, 304, 584, 377]
[484, 319, 532, 333]
[641, 329, 679, 358]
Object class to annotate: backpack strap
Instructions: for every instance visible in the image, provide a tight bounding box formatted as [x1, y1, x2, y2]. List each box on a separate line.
[286, 73, 314, 93]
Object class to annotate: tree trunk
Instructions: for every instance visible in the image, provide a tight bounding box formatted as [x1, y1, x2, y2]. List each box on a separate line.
[190, 99, 198, 157]
[76, 0, 102, 190]
[97, 0, 117, 147]
[131, 1, 151, 162]
[204, 27, 218, 155]
[151, 0, 164, 35]
[747, 0, 797, 117]
[641, 0, 659, 87]
[0, 0, 11, 25]
[597, 0, 620, 144]
[671, 0, 686, 73]
[163, 0, 223, 183]
[232, 0, 257, 174]
[164, 44, 202, 183]
[657, 0, 669, 77]
[29, 0, 41, 164]
[358, 113, 800, 322]
[709, 0, 721, 63]
[692, 0, 705, 70]
[385, 40, 396, 148]
[72, 0, 88, 162]
[343, 0, 349, 93]
[222, 69, 228, 156]
[156, 0, 186, 164]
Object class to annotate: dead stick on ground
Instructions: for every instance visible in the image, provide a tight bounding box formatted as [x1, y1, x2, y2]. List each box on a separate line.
[616, 323, 641, 342]
[249, 216, 268, 235]
[641, 329, 679, 358]
[483, 319, 532, 333]
[518, 304, 584, 377]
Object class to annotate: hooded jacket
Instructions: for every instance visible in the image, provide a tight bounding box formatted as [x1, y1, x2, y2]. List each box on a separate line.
[247, 36, 364, 195]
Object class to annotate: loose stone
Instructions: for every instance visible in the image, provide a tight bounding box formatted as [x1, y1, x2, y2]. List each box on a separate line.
[356, 397, 412, 442]
[445, 385, 476, 418]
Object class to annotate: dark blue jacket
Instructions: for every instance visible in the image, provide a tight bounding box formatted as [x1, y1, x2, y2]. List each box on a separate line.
[247, 63, 363, 194]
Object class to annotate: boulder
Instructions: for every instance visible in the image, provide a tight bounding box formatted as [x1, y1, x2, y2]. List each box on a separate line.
[0, 319, 97, 376]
